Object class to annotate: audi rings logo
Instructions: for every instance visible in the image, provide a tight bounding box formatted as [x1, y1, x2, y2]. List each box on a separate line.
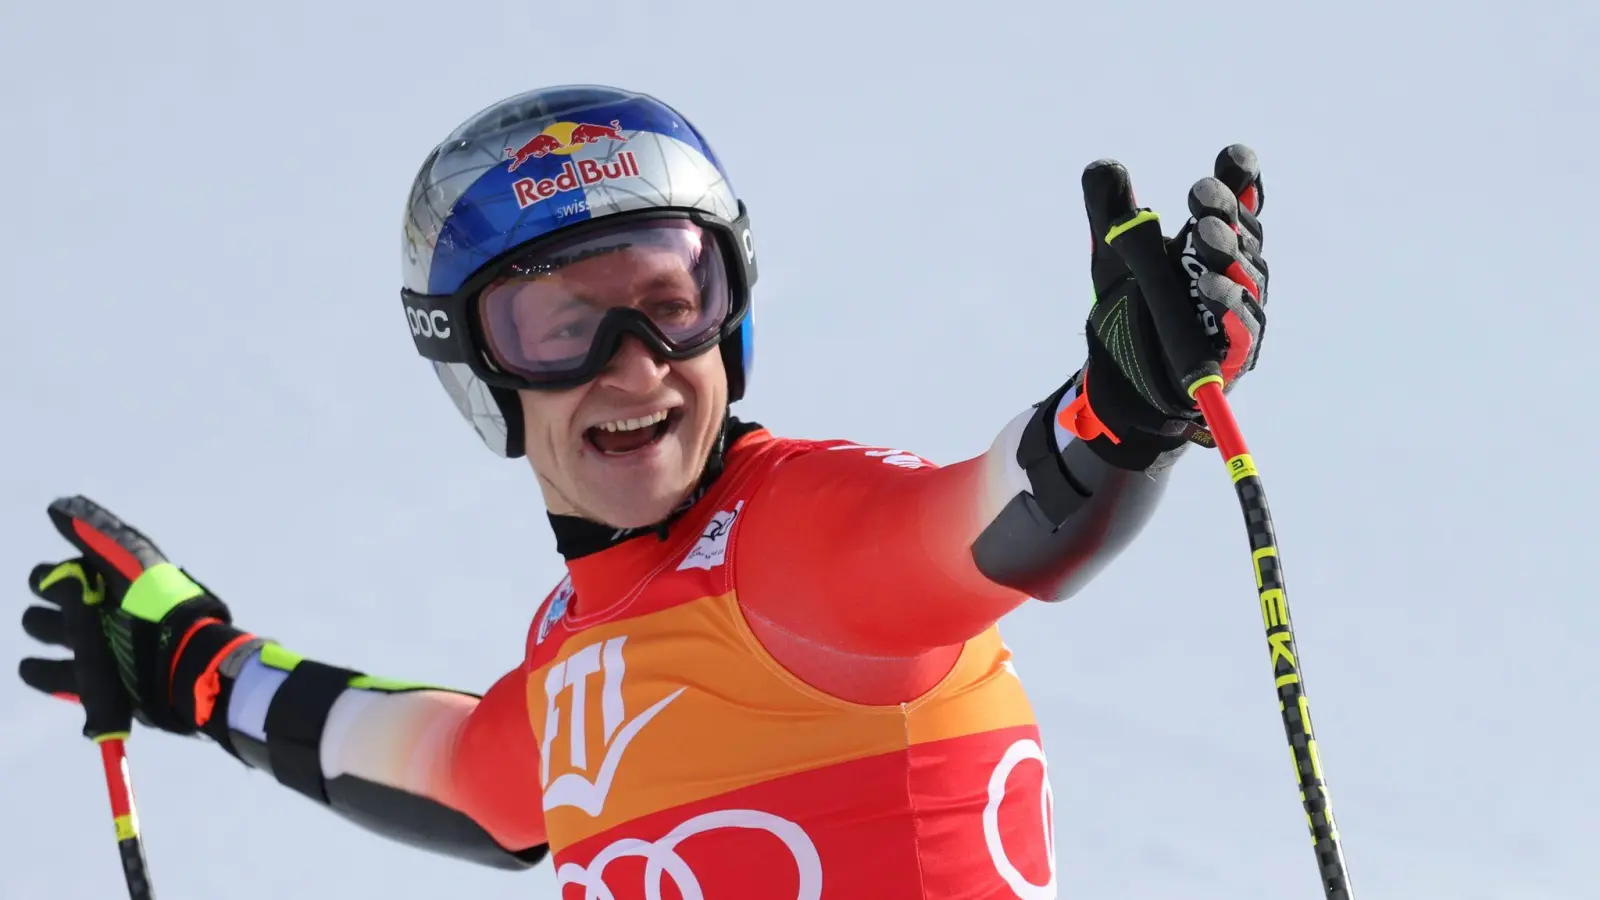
[406, 307, 451, 339]
[555, 808, 822, 900]
[984, 738, 1057, 900]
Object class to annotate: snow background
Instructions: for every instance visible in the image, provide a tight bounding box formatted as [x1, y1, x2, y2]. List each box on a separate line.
[2, 0, 1596, 897]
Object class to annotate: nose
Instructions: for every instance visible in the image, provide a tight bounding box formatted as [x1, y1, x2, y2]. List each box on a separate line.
[595, 334, 671, 394]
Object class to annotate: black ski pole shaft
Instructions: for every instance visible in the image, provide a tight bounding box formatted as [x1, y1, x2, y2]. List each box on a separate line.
[1104, 204, 1356, 899]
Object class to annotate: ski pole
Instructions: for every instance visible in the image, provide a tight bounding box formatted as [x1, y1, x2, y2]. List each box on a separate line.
[58, 693, 157, 897]
[1103, 184, 1355, 899]
[95, 735, 156, 899]
[32, 551, 159, 896]
[60, 688, 158, 900]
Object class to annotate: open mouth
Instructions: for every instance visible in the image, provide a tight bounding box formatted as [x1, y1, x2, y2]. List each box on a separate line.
[585, 408, 682, 456]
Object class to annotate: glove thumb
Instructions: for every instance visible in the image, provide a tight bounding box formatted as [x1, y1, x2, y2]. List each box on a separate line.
[1081, 159, 1139, 240]
[1082, 160, 1143, 278]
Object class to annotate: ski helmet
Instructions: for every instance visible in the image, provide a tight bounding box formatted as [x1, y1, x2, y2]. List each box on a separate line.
[399, 85, 758, 458]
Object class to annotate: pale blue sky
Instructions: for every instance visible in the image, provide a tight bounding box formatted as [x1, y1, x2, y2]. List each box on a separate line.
[2, 1, 1595, 897]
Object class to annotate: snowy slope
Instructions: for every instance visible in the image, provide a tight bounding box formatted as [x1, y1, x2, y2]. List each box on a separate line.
[2, 1, 1597, 897]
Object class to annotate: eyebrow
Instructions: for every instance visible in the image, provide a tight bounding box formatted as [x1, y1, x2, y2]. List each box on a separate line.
[545, 294, 597, 315]
[633, 271, 699, 295]
[565, 272, 698, 308]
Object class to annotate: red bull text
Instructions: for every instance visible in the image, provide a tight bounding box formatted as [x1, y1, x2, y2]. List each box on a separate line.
[512, 153, 641, 210]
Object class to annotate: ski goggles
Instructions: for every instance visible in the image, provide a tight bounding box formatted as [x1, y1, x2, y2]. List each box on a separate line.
[401, 206, 756, 391]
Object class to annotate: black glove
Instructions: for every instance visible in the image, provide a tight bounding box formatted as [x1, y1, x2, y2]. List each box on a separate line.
[1063, 144, 1269, 470]
[19, 496, 255, 739]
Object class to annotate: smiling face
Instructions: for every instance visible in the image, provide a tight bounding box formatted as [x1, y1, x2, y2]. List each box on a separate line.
[505, 240, 731, 530]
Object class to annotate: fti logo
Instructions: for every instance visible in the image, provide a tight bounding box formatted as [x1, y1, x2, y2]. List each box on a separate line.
[503, 119, 639, 210]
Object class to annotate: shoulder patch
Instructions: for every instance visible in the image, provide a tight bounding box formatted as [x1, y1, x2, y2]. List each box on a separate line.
[677, 501, 744, 572]
[536, 575, 576, 645]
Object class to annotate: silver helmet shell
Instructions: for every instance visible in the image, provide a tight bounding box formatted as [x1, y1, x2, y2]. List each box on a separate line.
[400, 85, 755, 457]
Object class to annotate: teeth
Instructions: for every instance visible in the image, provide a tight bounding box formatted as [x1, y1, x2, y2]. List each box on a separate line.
[596, 409, 670, 433]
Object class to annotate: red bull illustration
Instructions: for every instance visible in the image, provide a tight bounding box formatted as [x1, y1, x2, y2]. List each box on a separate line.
[505, 133, 565, 172]
[504, 120, 630, 173]
[567, 119, 628, 145]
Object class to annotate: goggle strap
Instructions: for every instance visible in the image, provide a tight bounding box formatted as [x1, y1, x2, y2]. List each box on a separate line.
[400, 289, 472, 364]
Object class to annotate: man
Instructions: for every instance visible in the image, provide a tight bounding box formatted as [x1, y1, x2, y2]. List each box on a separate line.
[17, 84, 1269, 898]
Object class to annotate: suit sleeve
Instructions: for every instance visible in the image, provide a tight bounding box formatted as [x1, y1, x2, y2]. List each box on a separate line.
[736, 376, 1174, 656]
[213, 643, 549, 869]
[439, 667, 549, 853]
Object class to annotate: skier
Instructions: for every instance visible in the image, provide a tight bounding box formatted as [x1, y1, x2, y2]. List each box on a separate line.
[17, 84, 1269, 898]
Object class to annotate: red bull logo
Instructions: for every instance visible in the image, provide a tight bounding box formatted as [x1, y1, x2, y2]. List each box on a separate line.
[504, 119, 639, 210]
[512, 153, 641, 210]
[505, 119, 629, 172]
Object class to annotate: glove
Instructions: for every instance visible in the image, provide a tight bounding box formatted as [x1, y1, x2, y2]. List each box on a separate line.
[1061, 143, 1269, 470]
[19, 496, 258, 740]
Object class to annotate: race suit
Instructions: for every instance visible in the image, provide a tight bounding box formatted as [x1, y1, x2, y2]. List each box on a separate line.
[206, 382, 1173, 899]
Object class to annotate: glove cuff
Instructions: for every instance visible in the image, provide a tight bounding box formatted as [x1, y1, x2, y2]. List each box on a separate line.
[1067, 363, 1189, 471]
[163, 616, 259, 743]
